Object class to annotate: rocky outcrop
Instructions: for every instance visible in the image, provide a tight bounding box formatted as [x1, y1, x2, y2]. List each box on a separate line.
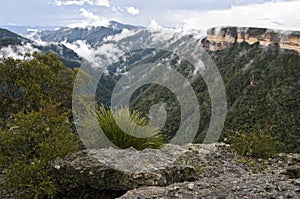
[202, 27, 300, 54]
[48, 143, 300, 198]
[120, 147, 300, 198]
[50, 144, 215, 198]
[120, 175, 300, 198]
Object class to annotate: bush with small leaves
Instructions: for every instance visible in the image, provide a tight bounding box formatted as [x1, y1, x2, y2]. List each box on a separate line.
[0, 53, 78, 198]
[227, 127, 283, 159]
[0, 105, 78, 198]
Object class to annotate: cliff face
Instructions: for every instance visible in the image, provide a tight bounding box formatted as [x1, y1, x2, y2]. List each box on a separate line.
[202, 27, 300, 54]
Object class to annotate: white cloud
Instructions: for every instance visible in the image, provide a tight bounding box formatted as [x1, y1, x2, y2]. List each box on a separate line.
[173, 0, 300, 31]
[80, 7, 100, 21]
[126, 6, 140, 15]
[24, 30, 49, 46]
[104, 29, 138, 42]
[53, 0, 110, 7]
[63, 0, 90, 6]
[68, 8, 109, 28]
[46, 0, 300, 30]
[0, 44, 40, 60]
[149, 19, 162, 29]
[94, 0, 110, 7]
[63, 39, 124, 68]
[53, 0, 91, 6]
[62, 40, 94, 62]
[53, 0, 62, 6]
[112, 6, 123, 15]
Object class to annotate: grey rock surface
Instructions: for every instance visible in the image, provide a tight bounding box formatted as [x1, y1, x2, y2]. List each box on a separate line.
[119, 145, 300, 199]
[119, 174, 300, 198]
[49, 144, 213, 197]
[285, 155, 300, 179]
[45, 143, 300, 198]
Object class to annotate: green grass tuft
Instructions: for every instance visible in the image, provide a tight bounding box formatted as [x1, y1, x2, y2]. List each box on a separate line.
[97, 105, 164, 150]
[227, 127, 283, 159]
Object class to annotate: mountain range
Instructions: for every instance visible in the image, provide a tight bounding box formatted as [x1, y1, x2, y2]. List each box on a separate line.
[0, 28, 82, 68]
[0, 22, 299, 152]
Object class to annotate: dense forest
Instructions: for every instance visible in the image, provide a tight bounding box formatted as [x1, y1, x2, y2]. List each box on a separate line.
[97, 41, 300, 153]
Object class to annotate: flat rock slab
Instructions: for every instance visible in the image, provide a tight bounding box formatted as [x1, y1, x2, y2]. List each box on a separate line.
[119, 174, 300, 199]
[50, 144, 217, 193]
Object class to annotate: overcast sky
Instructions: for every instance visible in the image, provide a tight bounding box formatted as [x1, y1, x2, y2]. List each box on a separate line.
[0, 0, 299, 30]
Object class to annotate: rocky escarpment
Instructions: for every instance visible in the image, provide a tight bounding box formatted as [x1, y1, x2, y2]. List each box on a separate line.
[201, 27, 300, 54]
[49, 144, 199, 198]
[47, 143, 299, 198]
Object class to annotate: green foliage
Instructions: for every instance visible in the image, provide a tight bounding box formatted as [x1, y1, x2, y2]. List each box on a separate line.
[126, 42, 299, 152]
[0, 53, 79, 198]
[221, 44, 300, 153]
[227, 127, 283, 159]
[97, 105, 163, 150]
[97, 42, 299, 153]
[0, 105, 78, 198]
[0, 52, 75, 119]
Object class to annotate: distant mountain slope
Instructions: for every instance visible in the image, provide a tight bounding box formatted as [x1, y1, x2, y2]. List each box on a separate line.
[0, 21, 143, 67]
[0, 28, 30, 47]
[108, 21, 143, 31]
[0, 25, 61, 35]
[87, 27, 299, 153]
[0, 28, 82, 68]
[38, 21, 142, 47]
[34, 43, 82, 69]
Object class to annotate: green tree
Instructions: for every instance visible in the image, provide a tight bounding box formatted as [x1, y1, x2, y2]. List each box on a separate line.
[0, 52, 75, 121]
[0, 53, 79, 198]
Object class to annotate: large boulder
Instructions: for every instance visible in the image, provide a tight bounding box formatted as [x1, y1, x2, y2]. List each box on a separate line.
[50, 144, 218, 197]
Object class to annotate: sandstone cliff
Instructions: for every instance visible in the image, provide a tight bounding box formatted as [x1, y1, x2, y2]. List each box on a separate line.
[202, 27, 300, 54]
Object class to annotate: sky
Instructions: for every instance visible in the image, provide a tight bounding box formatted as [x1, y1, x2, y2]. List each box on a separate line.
[0, 0, 300, 30]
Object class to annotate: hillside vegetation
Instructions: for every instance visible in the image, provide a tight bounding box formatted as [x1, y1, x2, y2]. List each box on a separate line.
[97, 41, 300, 153]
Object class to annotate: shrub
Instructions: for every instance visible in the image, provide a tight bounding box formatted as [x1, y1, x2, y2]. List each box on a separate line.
[97, 105, 163, 150]
[0, 52, 75, 120]
[0, 53, 78, 198]
[227, 127, 283, 159]
[0, 105, 78, 198]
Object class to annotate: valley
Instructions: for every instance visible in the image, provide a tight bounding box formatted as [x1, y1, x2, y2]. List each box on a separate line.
[0, 21, 299, 198]
[0, 23, 299, 152]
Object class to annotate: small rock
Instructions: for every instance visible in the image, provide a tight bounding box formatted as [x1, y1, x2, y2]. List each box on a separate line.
[285, 166, 300, 178]
[187, 183, 194, 190]
[285, 192, 294, 198]
[264, 185, 272, 192]
[292, 179, 300, 186]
